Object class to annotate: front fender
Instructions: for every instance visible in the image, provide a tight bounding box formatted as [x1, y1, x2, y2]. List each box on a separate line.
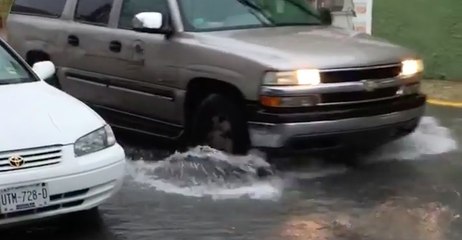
[179, 64, 261, 101]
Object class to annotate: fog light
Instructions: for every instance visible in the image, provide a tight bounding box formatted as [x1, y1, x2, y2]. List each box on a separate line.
[397, 83, 421, 95]
[260, 95, 320, 107]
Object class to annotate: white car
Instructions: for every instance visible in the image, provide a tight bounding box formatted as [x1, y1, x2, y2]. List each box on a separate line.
[0, 39, 126, 226]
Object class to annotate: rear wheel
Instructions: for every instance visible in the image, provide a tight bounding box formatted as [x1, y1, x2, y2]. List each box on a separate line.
[189, 94, 250, 155]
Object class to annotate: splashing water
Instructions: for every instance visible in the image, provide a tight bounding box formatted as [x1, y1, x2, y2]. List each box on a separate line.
[271, 116, 458, 180]
[126, 116, 457, 199]
[366, 116, 458, 162]
[127, 146, 283, 200]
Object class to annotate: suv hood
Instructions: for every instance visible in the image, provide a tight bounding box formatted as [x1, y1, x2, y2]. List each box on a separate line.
[198, 26, 418, 70]
[0, 82, 105, 152]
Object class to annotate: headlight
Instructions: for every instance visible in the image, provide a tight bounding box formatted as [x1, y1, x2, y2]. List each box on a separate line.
[401, 59, 424, 76]
[263, 69, 321, 86]
[74, 125, 116, 157]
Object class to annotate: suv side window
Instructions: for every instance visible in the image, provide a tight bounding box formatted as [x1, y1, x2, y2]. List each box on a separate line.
[118, 0, 169, 29]
[74, 0, 114, 25]
[11, 0, 67, 18]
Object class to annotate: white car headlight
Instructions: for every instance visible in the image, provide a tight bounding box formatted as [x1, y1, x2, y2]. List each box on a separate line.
[263, 69, 321, 86]
[74, 125, 116, 157]
[401, 59, 424, 77]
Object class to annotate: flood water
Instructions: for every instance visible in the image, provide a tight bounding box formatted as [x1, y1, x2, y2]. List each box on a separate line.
[4, 106, 462, 240]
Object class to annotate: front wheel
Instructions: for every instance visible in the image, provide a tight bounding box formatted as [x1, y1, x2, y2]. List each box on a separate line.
[189, 94, 251, 155]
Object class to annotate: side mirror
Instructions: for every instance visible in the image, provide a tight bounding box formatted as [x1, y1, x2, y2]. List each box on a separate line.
[132, 12, 172, 35]
[32, 61, 56, 81]
[318, 7, 333, 25]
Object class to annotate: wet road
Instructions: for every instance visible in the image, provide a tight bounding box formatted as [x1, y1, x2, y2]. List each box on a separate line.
[4, 105, 462, 240]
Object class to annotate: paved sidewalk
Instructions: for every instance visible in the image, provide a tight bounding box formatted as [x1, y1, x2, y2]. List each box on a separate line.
[421, 80, 462, 108]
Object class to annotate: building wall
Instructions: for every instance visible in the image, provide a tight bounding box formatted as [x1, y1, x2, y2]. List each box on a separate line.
[372, 0, 462, 80]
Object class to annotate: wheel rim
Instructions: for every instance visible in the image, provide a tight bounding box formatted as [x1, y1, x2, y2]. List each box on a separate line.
[206, 115, 233, 153]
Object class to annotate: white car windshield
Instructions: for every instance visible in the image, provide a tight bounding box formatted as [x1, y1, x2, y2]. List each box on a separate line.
[0, 43, 35, 85]
[178, 0, 322, 32]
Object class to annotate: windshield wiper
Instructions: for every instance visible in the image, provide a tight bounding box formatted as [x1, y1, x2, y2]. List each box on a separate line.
[0, 82, 14, 85]
[236, 0, 262, 12]
[0, 77, 32, 85]
[236, 0, 275, 25]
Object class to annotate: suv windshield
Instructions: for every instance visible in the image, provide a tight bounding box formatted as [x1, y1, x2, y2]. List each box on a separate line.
[178, 0, 321, 31]
[0, 43, 35, 85]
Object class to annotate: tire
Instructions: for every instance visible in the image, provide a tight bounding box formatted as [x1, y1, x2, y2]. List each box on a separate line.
[189, 94, 251, 155]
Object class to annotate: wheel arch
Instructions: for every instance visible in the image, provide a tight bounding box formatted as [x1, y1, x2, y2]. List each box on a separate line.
[181, 77, 251, 146]
[183, 77, 252, 154]
[184, 77, 247, 121]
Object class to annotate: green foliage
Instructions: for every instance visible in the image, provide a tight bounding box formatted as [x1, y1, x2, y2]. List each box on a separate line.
[373, 0, 462, 80]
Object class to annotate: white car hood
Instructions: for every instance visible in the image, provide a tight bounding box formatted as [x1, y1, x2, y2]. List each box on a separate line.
[0, 81, 105, 152]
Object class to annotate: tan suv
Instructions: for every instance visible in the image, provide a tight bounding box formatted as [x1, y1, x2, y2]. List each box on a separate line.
[7, 0, 426, 156]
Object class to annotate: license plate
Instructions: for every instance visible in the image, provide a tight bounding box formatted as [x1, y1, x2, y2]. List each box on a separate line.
[0, 183, 50, 214]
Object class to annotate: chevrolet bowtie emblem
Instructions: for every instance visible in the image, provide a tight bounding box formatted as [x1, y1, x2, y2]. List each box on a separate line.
[361, 80, 380, 92]
[9, 155, 25, 168]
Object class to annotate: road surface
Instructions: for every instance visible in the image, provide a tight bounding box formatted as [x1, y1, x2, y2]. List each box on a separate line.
[4, 105, 462, 240]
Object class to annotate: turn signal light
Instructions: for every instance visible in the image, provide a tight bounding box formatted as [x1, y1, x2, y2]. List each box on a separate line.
[260, 96, 282, 107]
[260, 95, 320, 107]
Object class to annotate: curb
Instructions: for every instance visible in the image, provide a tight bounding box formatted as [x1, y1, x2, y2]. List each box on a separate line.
[427, 99, 462, 108]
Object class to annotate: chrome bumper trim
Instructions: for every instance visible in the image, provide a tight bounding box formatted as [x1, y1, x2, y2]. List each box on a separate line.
[248, 106, 425, 148]
[261, 78, 404, 96]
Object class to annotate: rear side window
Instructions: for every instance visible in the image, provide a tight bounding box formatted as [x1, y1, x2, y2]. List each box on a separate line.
[11, 0, 67, 17]
[75, 0, 114, 25]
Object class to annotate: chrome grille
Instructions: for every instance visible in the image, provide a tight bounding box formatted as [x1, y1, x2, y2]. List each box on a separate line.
[322, 87, 400, 103]
[321, 64, 402, 83]
[0, 145, 63, 172]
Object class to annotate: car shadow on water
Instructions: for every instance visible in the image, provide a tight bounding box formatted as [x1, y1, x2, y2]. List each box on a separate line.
[113, 128, 177, 159]
[0, 209, 117, 240]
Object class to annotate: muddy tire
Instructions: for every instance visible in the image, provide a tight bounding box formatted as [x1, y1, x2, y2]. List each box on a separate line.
[189, 94, 250, 155]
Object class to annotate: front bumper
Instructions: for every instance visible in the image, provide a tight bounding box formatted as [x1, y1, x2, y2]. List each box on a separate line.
[0, 144, 126, 226]
[248, 94, 426, 151]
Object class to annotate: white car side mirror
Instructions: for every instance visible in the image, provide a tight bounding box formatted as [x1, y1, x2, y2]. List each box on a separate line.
[32, 61, 56, 80]
[133, 12, 163, 29]
[132, 12, 172, 35]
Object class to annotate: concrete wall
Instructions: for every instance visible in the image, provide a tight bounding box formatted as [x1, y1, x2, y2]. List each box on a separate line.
[372, 0, 462, 80]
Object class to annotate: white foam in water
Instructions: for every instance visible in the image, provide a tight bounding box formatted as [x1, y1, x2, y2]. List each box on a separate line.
[366, 116, 458, 161]
[127, 146, 283, 200]
[126, 116, 457, 199]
